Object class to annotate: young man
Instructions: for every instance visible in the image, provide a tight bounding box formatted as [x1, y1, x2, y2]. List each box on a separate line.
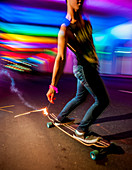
[46, 0, 109, 142]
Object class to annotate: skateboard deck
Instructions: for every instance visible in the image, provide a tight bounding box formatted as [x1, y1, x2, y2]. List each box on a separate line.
[46, 113, 111, 160]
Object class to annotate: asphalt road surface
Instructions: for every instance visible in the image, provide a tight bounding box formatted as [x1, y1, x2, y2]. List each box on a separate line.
[0, 70, 132, 170]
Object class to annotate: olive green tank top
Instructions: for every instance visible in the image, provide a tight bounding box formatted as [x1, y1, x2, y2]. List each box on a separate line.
[66, 19, 99, 67]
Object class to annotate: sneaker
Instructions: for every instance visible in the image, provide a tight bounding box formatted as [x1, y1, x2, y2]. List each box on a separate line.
[75, 129, 85, 137]
[61, 117, 75, 123]
[74, 129, 85, 141]
[53, 117, 61, 125]
[54, 117, 75, 125]
[84, 135, 101, 143]
[74, 129, 100, 144]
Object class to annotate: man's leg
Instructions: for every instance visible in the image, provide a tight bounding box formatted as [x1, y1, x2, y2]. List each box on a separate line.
[77, 69, 109, 132]
[57, 79, 88, 121]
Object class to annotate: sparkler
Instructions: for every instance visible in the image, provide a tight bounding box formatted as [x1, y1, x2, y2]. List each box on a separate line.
[14, 107, 49, 118]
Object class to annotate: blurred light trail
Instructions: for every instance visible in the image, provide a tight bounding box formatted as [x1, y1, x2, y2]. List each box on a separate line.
[0, 22, 59, 37]
[0, 1, 131, 75]
[1, 43, 47, 52]
[0, 41, 56, 52]
[1, 57, 33, 67]
[0, 33, 57, 44]
[1, 56, 37, 70]
[4, 64, 31, 72]
[14, 107, 48, 118]
[0, 3, 65, 26]
[1, 51, 33, 59]
[110, 21, 132, 39]
[27, 57, 45, 64]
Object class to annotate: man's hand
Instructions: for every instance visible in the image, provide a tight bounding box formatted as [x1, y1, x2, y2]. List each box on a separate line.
[46, 88, 56, 104]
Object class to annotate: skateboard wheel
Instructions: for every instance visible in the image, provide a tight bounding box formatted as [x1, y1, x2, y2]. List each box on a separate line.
[47, 122, 53, 128]
[90, 150, 99, 160]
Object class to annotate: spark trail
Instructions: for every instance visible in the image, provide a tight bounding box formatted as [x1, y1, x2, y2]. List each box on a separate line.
[14, 107, 48, 118]
[0, 69, 36, 109]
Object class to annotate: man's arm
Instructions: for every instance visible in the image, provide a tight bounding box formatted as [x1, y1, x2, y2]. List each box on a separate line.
[46, 24, 67, 103]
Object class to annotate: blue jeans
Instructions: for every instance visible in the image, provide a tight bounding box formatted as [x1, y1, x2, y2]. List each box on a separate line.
[57, 65, 109, 132]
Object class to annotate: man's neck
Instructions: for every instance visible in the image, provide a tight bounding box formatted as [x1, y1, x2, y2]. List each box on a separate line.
[66, 11, 82, 24]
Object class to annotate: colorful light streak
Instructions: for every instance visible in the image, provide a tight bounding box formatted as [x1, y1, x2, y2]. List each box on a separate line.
[0, 32, 57, 53]
[0, 22, 59, 37]
[0, 3, 65, 26]
[43, 49, 57, 56]
[1, 51, 32, 59]
[1, 50, 56, 60]
[1, 56, 20, 64]
[1, 44, 45, 52]
[1, 56, 36, 67]
[1, 56, 37, 72]
[5, 64, 31, 72]
[110, 21, 132, 39]
[0, 33, 57, 43]
[96, 51, 111, 55]
[0, 42, 56, 54]
[1, 49, 56, 69]
[0, 1, 131, 75]
[27, 57, 45, 64]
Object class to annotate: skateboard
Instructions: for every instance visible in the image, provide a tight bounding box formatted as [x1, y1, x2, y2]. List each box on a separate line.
[46, 113, 111, 160]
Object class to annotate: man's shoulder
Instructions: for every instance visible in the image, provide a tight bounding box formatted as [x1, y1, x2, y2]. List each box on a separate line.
[61, 17, 70, 27]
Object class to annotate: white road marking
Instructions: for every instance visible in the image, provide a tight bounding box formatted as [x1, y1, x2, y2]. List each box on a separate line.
[118, 90, 132, 94]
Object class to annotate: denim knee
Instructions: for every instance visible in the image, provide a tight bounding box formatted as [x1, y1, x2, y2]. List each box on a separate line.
[75, 95, 87, 104]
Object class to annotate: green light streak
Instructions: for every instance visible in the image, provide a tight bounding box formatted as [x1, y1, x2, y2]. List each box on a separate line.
[5, 64, 31, 72]
[44, 49, 56, 56]
[0, 22, 59, 37]
[96, 51, 111, 55]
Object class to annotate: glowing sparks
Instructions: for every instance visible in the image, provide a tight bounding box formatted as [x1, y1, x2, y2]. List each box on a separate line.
[14, 107, 49, 118]
[42, 107, 49, 116]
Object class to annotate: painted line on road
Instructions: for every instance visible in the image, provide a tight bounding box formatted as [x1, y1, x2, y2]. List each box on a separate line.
[0, 108, 13, 113]
[96, 124, 111, 134]
[0, 105, 15, 113]
[118, 90, 132, 94]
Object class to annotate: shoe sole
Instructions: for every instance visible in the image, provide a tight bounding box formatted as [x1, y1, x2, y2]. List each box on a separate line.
[73, 134, 100, 144]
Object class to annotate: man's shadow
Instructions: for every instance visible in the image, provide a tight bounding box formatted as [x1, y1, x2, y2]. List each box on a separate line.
[91, 112, 132, 161]
[94, 112, 132, 140]
[95, 112, 132, 124]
